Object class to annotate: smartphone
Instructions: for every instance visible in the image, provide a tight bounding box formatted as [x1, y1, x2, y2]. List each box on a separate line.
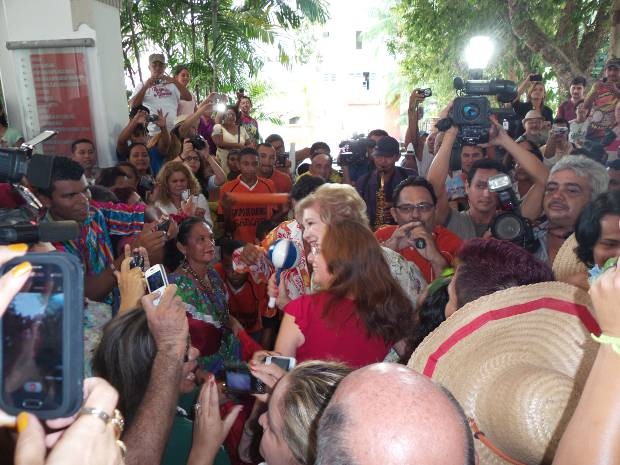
[181, 189, 191, 201]
[0, 252, 83, 419]
[156, 218, 171, 232]
[275, 152, 289, 168]
[144, 264, 169, 305]
[265, 356, 296, 371]
[223, 363, 266, 395]
[529, 73, 543, 82]
[130, 251, 144, 271]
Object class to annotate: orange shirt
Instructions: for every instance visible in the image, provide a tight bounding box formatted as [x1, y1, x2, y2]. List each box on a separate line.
[375, 224, 462, 283]
[217, 176, 276, 243]
[267, 169, 293, 193]
[214, 263, 270, 333]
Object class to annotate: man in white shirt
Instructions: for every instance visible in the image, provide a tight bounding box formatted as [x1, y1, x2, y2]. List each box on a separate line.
[129, 53, 192, 135]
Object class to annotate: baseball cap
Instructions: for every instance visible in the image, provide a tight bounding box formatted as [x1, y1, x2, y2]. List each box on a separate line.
[606, 57, 620, 69]
[149, 53, 166, 65]
[372, 136, 400, 157]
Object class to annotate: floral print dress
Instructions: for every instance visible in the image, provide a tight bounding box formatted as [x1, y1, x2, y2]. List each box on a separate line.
[171, 267, 241, 374]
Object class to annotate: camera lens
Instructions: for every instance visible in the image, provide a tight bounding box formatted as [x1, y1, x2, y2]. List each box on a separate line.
[493, 214, 523, 241]
[461, 103, 480, 121]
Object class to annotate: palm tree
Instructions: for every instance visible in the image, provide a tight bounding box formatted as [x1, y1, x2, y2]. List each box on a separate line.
[121, 0, 329, 99]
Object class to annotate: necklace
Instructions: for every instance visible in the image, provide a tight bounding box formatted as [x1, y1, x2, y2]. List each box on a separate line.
[182, 260, 214, 295]
[182, 260, 231, 322]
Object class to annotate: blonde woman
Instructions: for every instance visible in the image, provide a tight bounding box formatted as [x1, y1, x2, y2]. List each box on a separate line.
[153, 160, 212, 226]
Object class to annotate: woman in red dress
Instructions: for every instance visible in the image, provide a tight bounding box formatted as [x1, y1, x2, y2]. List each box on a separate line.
[270, 221, 416, 368]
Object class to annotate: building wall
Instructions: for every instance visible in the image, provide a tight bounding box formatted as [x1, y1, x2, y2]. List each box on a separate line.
[0, 0, 127, 165]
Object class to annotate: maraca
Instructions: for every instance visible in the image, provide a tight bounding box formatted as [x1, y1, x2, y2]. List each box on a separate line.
[267, 239, 300, 308]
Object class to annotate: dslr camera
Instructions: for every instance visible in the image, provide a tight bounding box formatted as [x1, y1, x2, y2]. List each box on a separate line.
[446, 77, 518, 145]
[189, 135, 207, 151]
[338, 137, 376, 166]
[488, 173, 539, 253]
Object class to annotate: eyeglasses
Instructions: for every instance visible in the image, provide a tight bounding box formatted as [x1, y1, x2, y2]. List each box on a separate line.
[183, 156, 200, 162]
[394, 202, 434, 214]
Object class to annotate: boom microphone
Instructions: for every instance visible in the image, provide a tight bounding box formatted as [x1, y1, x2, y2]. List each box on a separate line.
[0, 221, 80, 244]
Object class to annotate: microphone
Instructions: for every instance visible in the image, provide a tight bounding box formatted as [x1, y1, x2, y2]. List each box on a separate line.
[0, 221, 80, 244]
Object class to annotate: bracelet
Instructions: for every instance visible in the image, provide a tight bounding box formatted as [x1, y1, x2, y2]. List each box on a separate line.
[591, 333, 620, 355]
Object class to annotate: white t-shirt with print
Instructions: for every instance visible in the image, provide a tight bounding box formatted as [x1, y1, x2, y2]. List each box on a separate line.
[131, 82, 181, 135]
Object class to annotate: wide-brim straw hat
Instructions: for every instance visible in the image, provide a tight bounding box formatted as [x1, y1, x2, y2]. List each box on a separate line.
[408, 281, 600, 465]
[552, 233, 587, 283]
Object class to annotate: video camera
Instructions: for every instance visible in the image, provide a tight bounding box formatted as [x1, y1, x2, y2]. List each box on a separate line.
[488, 173, 539, 253]
[338, 136, 375, 166]
[445, 77, 518, 145]
[0, 131, 79, 244]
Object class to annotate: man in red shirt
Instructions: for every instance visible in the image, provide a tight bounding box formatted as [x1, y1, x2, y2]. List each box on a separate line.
[375, 176, 461, 283]
[217, 147, 276, 242]
[258, 142, 292, 193]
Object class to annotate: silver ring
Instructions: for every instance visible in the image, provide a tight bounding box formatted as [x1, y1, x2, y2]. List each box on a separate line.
[194, 402, 201, 412]
[79, 407, 111, 424]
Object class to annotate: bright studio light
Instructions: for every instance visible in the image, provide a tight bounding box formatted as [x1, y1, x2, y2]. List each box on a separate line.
[464, 36, 494, 70]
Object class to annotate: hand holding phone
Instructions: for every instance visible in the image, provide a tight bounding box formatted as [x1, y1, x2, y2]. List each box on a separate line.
[0, 252, 84, 419]
[145, 264, 169, 306]
[265, 355, 296, 371]
[156, 217, 171, 234]
[224, 363, 266, 395]
[14, 377, 122, 460]
[141, 284, 189, 357]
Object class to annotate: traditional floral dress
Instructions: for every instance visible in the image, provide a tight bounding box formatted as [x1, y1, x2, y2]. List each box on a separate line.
[171, 266, 242, 374]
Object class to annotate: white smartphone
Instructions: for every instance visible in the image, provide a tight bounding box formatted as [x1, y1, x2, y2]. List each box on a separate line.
[144, 264, 169, 305]
[265, 356, 296, 371]
[181, 189, 191, 201]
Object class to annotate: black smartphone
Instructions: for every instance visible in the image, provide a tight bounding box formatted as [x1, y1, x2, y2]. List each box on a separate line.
[156, 218, 171, 233]
[130, 251, 144, 271]
[0, 253, 84, 419]
[275, 152, 289, 168]
[223, 363, 266, 395]
[529, 73, 543, 82]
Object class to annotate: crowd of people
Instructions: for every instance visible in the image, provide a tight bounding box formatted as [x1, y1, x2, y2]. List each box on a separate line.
[2, 52, 620, 464]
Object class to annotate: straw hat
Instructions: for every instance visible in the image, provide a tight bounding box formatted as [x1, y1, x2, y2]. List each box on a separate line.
[408, 281, 600, 465]
[552, 233, 588, 283]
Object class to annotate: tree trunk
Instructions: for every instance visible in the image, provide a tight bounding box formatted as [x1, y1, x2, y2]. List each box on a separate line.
[127, 0, 143, 83]
[211, 0, 219, 91]
[612, 0, 620, 59]
[508, 0, 584, 90]
[508, 0, 611, 91]
[123, 47, 136, 89]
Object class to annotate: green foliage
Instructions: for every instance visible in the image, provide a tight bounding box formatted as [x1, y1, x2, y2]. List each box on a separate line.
[386, 0, 612, 112]
[121, 0, 329, 100]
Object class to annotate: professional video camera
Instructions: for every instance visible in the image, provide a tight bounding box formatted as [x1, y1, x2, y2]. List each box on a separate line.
[337, 136, 375, 166]
[0, 131, 79, 244]
[444, 76, 518, 145]
[487, 173, 539, 253]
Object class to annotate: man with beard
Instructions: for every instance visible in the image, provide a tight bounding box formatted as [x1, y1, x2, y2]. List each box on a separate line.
[535, 155, 609, 265]
[356, 136, 416, 229]
[376, 177, 462, 283]
[258, 143, 292, 193]
[557, 76, 587, 121]
[516, 110, 547, 147]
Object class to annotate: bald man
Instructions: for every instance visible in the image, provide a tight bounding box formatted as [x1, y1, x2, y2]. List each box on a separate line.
[315, 363, 476, 465]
